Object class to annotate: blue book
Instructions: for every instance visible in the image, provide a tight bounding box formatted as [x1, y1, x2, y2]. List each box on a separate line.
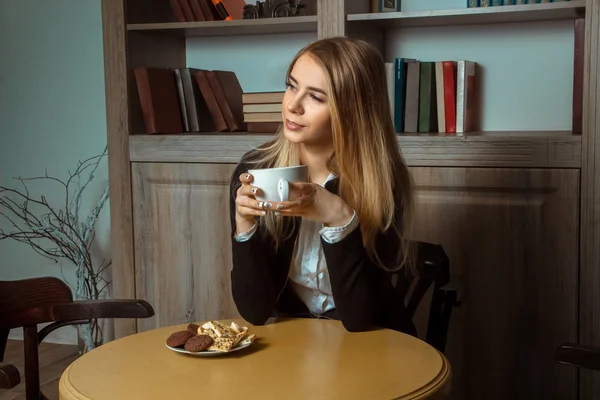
[393, 58, 416, 133]
[503, 0, 516, 4]
[492, 0, 502, 5]
[467, 0, 479, 7]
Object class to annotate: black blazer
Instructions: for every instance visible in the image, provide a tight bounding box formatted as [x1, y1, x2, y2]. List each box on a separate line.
[228, 152, 416, 335]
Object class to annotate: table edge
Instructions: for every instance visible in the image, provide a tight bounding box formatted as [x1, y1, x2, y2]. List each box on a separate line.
[396, 350, 452, 400]
[59, 363, 91, 400]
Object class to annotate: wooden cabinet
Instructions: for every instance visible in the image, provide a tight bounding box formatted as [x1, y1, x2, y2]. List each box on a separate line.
[410, 167, 579, 400]
[131, 163, 239, 332]
[130, 161, 579, 399]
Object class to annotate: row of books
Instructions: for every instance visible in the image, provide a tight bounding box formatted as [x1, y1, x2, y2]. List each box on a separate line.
[133, 67, 246, 134]
[385, 59, 476, 134]
[169, 0, 242, 22]
[468, 0, 569, 6]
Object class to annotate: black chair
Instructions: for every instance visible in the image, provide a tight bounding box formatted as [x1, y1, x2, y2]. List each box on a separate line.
[0, 277, 155, 400]
[555, 343, 600, 371]
[393, 241, 461, 354]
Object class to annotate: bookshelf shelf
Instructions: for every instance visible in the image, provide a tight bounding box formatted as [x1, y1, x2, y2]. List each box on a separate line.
[127, 15, 318, 37]
[128, 130, 580, 168]
[347, 1, 585, 29]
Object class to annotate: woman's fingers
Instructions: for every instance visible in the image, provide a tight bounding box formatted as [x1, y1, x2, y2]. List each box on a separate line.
[239, 172, 254, 184]
[237, 206, 267, 217]
[236, 183, 262, 198]
[273, 193, 313, 211]
[288, 181, 314, 196]
[236, 195, 267, 211]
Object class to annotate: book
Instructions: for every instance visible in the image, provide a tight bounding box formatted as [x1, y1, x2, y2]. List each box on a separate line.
[371, 0, 401, 13]
[133, 67, 184, 134]
[456, 61, 477, 134]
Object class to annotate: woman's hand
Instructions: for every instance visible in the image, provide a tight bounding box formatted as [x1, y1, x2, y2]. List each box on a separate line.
[235, 173, 266, 233]
[273, 182, 354, 227]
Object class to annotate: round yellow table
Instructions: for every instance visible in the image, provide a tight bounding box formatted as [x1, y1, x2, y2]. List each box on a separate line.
[59, 318, 451, 399]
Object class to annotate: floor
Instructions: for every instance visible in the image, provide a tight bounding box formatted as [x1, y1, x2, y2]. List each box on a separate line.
[0, 339, 79, 400]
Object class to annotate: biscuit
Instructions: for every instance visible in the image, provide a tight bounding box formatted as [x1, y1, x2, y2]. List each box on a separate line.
[184, 334, 214, 352]
[187, 323, 200, 335]
[166, 330, 193, 348]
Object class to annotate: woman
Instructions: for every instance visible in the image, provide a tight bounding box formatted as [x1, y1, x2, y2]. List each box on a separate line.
[229, 36, 416, 334]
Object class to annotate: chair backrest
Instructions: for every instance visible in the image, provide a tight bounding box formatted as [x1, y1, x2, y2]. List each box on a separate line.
[0, 277, 73, 330]
[390, 241, 457, 353]
[0, 277, 74, 366]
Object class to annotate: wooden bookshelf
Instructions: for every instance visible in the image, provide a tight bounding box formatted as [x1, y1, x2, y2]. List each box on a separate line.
[100, 1, 600, 399]
[347, 1, 586, 28]
[127, 15, 318, 37]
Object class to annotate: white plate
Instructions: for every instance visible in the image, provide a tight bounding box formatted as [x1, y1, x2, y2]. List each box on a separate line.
[165, 341, 252, 357]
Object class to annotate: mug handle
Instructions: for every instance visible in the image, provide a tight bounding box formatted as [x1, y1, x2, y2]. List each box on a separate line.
[278, 179, 289, 202]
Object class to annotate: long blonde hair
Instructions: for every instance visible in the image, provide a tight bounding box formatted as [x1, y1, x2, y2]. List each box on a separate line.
[246, 36, 414, 272]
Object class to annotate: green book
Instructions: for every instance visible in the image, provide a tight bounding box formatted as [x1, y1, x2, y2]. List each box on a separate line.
[417, 62, 437, 133]
[467, 0, 479, 7]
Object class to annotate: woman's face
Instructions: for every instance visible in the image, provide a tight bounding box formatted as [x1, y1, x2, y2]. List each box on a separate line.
[282, 53, 332, 148]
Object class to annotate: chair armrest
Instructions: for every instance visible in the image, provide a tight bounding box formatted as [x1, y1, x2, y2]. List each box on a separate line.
[52, 299, 155, 321]
[556, 343, 600, 371]
[0, 363, 21, 389]
[439, 273, 463, 307]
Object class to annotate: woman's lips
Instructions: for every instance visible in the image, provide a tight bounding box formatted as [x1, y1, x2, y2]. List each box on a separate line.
[285, 119, 305, 131]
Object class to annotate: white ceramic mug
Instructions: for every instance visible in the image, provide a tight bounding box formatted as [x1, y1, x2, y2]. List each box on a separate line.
[248, 165, 309, 202]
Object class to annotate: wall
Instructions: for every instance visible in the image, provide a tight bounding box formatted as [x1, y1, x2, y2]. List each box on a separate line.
[186, 33, 317, 93]
[0, 0, 109, 344]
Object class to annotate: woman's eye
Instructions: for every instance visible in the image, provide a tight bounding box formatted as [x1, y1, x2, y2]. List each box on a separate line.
[285, 82, 296, 90]
[310, 94, 324, 103]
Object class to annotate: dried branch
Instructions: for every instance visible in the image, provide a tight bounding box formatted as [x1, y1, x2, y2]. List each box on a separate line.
[0, 146, 111, 350]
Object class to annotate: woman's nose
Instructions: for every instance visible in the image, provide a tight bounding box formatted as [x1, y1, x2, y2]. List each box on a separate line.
[286, 95, 304, 115]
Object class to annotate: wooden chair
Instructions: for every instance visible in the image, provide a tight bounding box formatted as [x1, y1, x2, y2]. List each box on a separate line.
[0, 277, 154, 400]
[393, 241, 461, 354]
[555, 343, 600, 371]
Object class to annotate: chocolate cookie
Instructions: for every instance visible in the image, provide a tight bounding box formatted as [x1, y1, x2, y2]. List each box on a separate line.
[187, 323, 200, 335]
[184, 334, 214, 352]
[166, 330, 193, 348]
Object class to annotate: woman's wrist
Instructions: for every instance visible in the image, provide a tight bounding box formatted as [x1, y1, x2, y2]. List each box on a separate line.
[235, 215, 256, 235]
[325, 199, 354, 227]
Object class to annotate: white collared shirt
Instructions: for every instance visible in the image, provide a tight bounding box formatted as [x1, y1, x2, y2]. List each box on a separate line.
[234, 173, 358, 315]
